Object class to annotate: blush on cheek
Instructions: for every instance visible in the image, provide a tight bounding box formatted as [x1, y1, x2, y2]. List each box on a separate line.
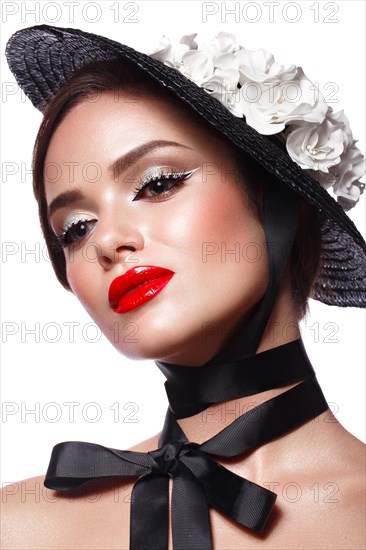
[195, 182, 260, 245]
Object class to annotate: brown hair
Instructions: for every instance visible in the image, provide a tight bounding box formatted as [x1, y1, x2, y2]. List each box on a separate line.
[32, 58, 322, 319]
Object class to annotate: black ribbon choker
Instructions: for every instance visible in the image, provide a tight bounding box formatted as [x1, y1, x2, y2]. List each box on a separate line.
[44, 339, 328, 549]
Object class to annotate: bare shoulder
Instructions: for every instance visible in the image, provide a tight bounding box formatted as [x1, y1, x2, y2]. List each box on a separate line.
[330, 428, 366, 527]
[1, 474, 61, 549]
[284, 422, 366, 550]
[294, 418, 366, 549]
[1, 474, 131, 549]
[327, 420, 366, 483]
[0, 434, 161, 550]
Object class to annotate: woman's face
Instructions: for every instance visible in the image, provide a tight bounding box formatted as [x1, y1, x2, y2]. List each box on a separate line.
[44, 90, 268, 366]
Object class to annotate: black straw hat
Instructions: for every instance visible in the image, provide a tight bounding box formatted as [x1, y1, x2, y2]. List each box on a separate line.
[5, 24, 366, 308]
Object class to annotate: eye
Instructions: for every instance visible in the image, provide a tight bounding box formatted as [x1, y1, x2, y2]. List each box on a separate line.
[132, 169, 198, 202]
[59, 218, 97, 248]
[142, 178, 177, 198]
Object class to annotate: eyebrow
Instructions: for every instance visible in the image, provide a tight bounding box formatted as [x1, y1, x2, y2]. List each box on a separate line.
[47, 140, 193, 219]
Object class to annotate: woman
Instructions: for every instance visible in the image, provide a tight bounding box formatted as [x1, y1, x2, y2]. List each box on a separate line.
[2, 25, 365, 549]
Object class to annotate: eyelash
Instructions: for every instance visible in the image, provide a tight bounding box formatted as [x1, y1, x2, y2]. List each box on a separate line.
[56, 169, 195, 249]
[57, 218, 97, 249]
[131, 168, 194, 201]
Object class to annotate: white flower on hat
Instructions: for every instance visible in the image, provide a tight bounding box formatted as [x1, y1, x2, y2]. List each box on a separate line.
[235, 48, 297, 84]
[147, 32, 365, 210]
[237, 69, 328, 135]
[179, 49, 215, 85]
[205, 31, 238, 56]
[285, 108, 366, 209]
[286, 107, 347, 173]
[332, 142, 366, 210]
[200, 53, 243, 115]
[149, 33, 198, 66]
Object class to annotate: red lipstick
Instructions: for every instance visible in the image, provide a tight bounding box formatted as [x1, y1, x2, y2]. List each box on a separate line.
[108, 266, 175, 314]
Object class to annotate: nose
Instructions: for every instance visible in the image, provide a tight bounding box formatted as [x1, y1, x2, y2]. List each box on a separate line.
[91, 221, 144, 272]
[98, 240, 141, 271]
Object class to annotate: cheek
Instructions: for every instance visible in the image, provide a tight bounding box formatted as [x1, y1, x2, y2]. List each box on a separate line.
[146, 181, 268, 311]
[152, 180, 263, 262]
[65, 256, 103, 313]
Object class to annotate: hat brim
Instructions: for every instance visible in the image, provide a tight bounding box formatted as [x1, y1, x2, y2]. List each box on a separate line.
[5, 24, 366, 307]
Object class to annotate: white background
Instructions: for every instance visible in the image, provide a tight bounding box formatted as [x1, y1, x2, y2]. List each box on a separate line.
[1, 0, 365, 485]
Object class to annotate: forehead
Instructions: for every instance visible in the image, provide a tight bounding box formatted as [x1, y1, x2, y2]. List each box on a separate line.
[45, 90, 194, 159]
[43, 90, 234, 200]
[44, 90, 228, 169]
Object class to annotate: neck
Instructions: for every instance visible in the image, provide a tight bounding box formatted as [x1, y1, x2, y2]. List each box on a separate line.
[158, 274, 304, 443]
[255, 274, 301, 354]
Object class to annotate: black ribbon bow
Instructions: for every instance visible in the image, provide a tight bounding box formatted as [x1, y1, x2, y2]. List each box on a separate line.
[44, 341, 328, 550]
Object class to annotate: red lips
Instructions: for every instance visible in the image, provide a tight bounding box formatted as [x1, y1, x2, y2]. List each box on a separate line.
[108, 266, 175, 314]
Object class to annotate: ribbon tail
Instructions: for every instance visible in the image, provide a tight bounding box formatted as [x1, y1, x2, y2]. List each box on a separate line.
[130, 473, 169, 550]
[181, 452, 277, 534]
[171, 461, 213, 550]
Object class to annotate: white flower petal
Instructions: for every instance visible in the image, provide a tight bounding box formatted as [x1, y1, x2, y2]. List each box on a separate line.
[212, 32, 237, 53]
[179, 34, 198, 50]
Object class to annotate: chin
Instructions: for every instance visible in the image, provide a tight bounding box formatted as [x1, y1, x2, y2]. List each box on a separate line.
[103, 309, 205, 364]
[109, 333, 186, 363]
